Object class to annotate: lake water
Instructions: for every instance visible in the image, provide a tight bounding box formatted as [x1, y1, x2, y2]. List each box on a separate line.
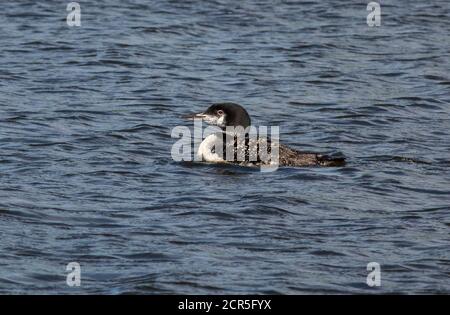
[0, 0, 449, 294]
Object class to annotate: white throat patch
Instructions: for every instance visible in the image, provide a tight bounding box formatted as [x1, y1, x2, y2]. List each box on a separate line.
[202, 114, 226, 128]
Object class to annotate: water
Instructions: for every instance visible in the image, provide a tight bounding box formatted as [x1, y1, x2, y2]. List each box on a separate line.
[0, 0, 449, 294]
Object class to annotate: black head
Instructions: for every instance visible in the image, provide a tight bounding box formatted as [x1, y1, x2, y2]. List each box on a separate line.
[184, 102, 251, 129]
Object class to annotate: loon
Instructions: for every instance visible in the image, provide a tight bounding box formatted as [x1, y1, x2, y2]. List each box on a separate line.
[184, 102, 345, 167]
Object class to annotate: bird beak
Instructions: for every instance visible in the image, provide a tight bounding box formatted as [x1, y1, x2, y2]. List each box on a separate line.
[182, 112, 206, 120]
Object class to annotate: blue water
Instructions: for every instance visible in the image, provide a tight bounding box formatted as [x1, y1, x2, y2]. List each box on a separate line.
[0, 1, 449, 294]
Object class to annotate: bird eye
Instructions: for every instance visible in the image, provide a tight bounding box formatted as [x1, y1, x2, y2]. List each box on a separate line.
[217, 110, 224, 115]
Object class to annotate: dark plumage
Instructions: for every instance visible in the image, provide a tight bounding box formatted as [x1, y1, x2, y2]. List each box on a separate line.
[278, 144, 346, 167]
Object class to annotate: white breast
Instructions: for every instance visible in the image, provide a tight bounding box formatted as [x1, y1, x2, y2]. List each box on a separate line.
[197, 133, 226, 162]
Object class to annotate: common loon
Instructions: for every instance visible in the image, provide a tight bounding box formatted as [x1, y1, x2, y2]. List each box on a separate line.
[184, 102, 346, 167]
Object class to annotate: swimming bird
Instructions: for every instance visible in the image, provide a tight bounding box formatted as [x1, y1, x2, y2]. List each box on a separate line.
[183, 102, 345, 167]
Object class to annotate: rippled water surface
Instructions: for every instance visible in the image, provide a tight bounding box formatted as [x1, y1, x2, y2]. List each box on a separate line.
[1, 1, 449, 294]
